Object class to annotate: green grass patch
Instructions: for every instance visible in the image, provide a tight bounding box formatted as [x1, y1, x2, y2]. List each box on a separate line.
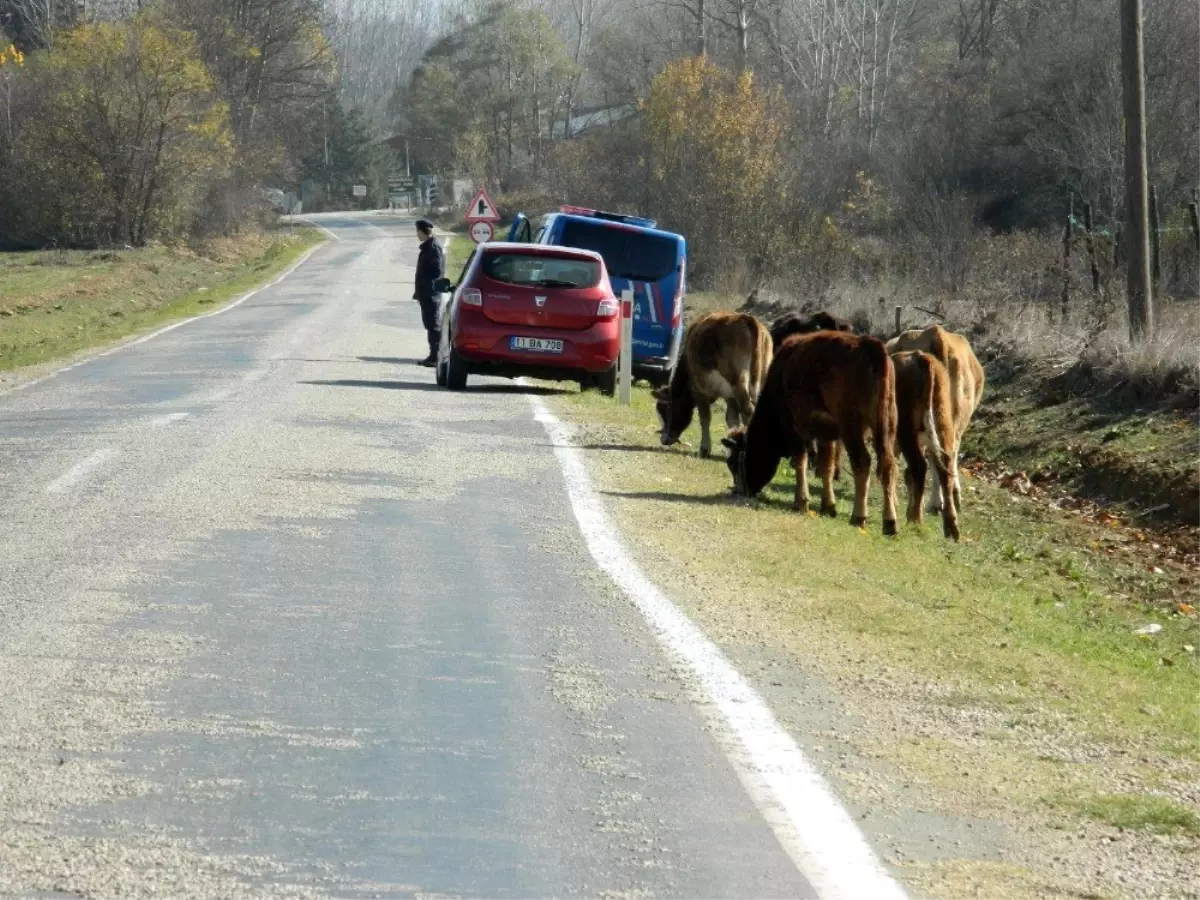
[0, 228, 323, 372]
[543, 380, 1199, 784]
[444, 233, 474, 281]
[1071, 793, 1200, 836]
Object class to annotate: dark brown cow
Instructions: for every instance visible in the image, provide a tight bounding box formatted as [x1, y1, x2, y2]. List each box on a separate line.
[892, 350, 960, 541]
[654, 311, 773, 458]
[722, 331, 899, 535]
[768, 311, 854, 349]
[767, 311, 855, 479]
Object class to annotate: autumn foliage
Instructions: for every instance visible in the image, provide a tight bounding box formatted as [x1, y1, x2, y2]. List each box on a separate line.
[641, 56, 787, 284]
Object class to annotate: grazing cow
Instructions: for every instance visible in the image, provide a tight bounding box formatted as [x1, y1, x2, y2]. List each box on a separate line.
[654, 311, 773, 458]
[767, 310, 855, 480]
[722, 331, 899, 535]
[886, 325, 984, 514]
[768, 310, 854, 349]
[892, 351, 960, 541]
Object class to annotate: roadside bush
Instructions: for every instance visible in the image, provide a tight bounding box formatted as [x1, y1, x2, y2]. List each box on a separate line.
[0, 13, 233, 247]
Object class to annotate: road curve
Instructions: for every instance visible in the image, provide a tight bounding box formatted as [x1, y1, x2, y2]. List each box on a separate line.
[0, 215, 817, 898]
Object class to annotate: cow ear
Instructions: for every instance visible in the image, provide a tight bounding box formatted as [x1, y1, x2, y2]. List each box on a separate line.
[721, 436, 737, 450]
[651, 386, 667, 401]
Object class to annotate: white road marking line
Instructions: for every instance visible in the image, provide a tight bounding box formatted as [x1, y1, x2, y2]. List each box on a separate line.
[45, 448, 118, 495]
[527, 397, 908, 900]
[152, 412, 190, 426]
[2, 243, 325, 398]
[297, 219, 340, 241]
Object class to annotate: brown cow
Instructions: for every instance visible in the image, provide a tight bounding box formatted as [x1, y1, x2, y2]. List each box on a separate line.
[892, 350, 960, 541]
[722, 331, 899, 535]
[886, 325, 984, 514]
[654, 311, 773, 458]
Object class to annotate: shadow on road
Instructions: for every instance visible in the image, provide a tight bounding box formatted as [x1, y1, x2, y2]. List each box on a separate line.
[578, 442, 675, 455]
[356, 356, 423, 365]
[301, 378, 572, 396]
[600, 489, 738, 507]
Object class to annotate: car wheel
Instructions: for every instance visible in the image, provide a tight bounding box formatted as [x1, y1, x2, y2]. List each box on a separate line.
[597, 363, 617, 397]
[445, 345, 468, 391]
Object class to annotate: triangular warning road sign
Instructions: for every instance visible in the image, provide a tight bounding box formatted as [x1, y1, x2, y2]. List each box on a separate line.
[465, 188, 500, 223]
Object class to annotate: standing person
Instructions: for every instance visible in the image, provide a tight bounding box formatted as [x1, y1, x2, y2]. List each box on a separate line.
[413, 219, 445, 367]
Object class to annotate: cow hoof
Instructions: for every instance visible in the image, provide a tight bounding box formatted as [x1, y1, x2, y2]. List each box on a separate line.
[699, 447, 711, 459]
[849, 515, 867, 528]
[883, 518, 899, 536]
[944, 521, 961, 542]
[821, 504, 837, 518]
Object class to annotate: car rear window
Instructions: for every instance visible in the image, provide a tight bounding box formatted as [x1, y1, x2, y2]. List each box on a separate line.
[481, 252, 601, 288]
[559, 218, 679, 282]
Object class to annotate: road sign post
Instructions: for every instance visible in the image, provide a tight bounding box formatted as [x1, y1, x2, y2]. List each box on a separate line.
[469, 220, 494, 244]
[619, 289, 633, 406]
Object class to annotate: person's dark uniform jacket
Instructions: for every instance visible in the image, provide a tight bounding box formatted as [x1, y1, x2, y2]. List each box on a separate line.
[413, 236, 445, 359]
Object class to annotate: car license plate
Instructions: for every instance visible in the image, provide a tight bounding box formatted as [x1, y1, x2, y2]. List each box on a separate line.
[510, 337, 563, 353]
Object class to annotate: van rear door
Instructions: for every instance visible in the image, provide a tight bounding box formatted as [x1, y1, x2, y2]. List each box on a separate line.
[506, 213, 531, 243]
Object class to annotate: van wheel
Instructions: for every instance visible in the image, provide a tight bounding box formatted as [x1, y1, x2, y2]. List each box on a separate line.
[446, 346, 468, 390]
[597, 364, 617, 397]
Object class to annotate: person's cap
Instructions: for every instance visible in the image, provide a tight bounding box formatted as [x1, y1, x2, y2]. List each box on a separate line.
[415, 219, 433, 233]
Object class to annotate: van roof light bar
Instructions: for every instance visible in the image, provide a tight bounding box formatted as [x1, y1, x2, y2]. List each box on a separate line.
[559, 205, 657, 229]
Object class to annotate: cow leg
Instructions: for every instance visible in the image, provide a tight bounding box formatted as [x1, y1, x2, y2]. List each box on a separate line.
[793, 445, 810, 512]
[732, 378, 755, 428]
[936, 443, 961, 542]
[697, 400, 713, 458]
[844, 433, 872, 528]
[875, 423, 900, 537]
[724, 401, 741, 431]
[898, 427, 925, 526]
[926, 465, 944, 514]
[817, 440, 838, 516]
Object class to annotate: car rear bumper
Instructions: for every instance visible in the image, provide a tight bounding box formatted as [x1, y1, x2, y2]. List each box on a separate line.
[454, 317, 618, 375]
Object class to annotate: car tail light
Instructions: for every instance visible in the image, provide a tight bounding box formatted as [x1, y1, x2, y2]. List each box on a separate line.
[597, 298, 618, 318]
[461, 288, 483, 307]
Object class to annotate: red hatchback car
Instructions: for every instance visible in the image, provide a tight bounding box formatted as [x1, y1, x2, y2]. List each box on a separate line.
[434, 242, 620, 393]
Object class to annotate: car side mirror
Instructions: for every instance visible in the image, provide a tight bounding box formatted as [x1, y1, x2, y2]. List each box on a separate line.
[433, 277, 453, 293]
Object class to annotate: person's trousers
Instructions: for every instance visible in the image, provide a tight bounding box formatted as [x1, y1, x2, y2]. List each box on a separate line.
[416, 295, 441, 358]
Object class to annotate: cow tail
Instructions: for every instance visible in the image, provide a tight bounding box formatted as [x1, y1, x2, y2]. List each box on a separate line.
[862, 338, 896, 440]
[921, 357, 951, 475]
[757, 320, 773, 395]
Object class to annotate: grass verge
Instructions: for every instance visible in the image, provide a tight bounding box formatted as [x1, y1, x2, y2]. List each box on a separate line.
[1071, 793, 1200, 837]
[543, 378, 1199, 898]
[0, 227, 323, 373]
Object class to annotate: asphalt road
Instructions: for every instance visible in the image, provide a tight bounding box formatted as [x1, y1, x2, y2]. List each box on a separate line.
[0, 215, 817, 898]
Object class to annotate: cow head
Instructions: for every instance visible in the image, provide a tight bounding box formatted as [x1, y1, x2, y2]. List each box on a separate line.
[653, 385, 680, 445]
[722, 429, 748, 494]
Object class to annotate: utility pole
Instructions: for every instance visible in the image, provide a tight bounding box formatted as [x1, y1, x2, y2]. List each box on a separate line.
[1120, 0, 1153, 339]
